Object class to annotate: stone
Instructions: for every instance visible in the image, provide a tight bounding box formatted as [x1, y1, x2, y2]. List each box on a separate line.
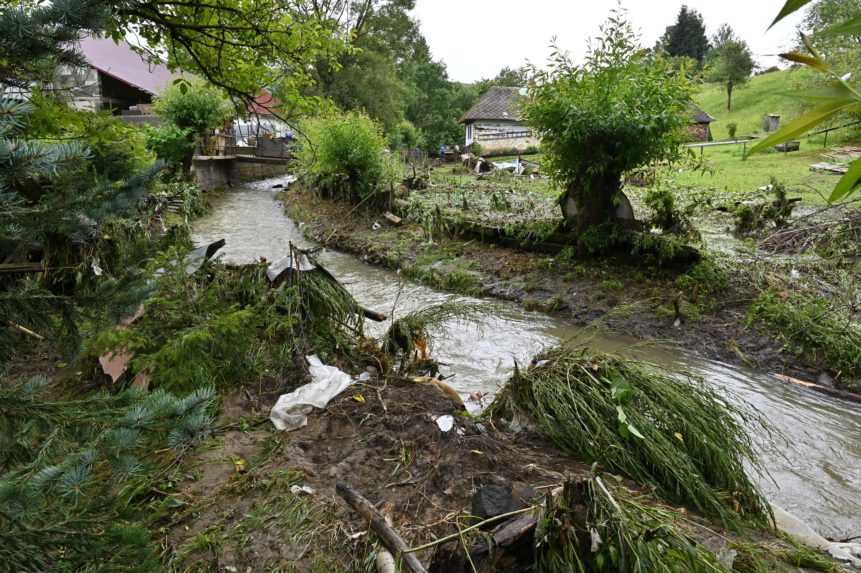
[471, 481, 537, 526]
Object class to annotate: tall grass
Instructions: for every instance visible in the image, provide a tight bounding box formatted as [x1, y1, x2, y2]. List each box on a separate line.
[537, 476, 728, 572]
[489, 347, 771, 528]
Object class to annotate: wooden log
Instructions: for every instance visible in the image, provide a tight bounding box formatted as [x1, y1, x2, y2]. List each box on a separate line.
[384, 211, 402, 226]
[362, 307, 388, 322]
[336, 482, 428, 573]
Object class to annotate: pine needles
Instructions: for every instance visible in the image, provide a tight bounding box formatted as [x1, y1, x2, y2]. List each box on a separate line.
[490, 347, 772, 528]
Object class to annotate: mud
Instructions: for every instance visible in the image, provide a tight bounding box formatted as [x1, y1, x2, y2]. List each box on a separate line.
[285, 187, 830, 388]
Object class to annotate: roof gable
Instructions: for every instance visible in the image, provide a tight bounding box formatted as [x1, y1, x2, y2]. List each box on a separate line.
[460, 86, 526, 123]
[77, 37, 178, 95]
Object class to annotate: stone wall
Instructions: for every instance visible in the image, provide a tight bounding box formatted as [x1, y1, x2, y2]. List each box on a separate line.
[192, 155, 292, 190]
[687, 123, 712, 142]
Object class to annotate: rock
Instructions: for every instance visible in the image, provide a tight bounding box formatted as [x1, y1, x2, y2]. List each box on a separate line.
[472, 484, 516, 524]
[471, 481, 537, 526]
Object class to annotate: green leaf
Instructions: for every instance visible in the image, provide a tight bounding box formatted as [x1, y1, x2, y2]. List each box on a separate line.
[747, 99, 861, 156]
[769, 0, 815, 29]
[627, 424, 646, 440]
[820, 14, 861, 37]
[829, 158, 861, 203]
[779, 51, 829, 73]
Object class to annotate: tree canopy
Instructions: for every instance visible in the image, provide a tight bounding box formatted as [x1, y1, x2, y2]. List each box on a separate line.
[658, 5, 711, 65]
[707, 24, 755, 111]
[524, 9, 693, 232]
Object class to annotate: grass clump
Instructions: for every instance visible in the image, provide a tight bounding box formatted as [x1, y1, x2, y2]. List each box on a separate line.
[747, 291, 861, 380]
[382, 302, 485, 368]
[537, 476, 728, 572]
[489, 347, 771, 527]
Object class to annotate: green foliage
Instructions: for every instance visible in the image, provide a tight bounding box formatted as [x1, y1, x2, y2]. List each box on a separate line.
[297, 112, 399, 205]
[488, 347, 772, 527]
[387, 119, 423, 150]
[154, 81, 233, 137]
[747, 291, 861, 378]
[537, 477, 728, 572]
[0, 376, 216, 571]
[524, 7, 694, 230]
[676, 257, 729, 299]
[658, 5, 711, 65]
[706, 24, 756, 112]
[89, 250, 366, 393]
[643, 184, 696, 236]
[733, 178, 796, 236]
[750, 0, 861, 202]
[144, 123, 196, 166]
[382, 302, 485, 366]
[727, 121, 739, 138]
[476, 65, 529, 95]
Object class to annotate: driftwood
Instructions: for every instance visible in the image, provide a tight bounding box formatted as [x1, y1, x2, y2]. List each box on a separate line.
[336, 482, 428, 573]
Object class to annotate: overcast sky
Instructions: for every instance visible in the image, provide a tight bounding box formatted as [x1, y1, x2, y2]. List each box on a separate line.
[411, 1, 807, 83]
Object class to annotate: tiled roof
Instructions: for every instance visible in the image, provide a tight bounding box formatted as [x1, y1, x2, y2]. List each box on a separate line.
[460, 86, 525, 123]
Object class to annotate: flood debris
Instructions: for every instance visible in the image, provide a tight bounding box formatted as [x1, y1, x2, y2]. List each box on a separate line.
[336, 482, 428, 573]
[269, 355, 354, 431]
[488, 346, 772, 527]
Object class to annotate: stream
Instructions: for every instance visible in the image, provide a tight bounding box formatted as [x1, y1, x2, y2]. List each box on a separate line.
[193, 176, 861, 540]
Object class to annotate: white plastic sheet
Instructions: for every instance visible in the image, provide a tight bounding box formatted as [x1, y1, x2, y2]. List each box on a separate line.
[269, 355, 353, 431]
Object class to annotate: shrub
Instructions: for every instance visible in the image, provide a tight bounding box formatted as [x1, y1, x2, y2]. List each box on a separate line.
[296, 112, 399, 205]
[153, 80, 233, 172]
[727, 122, 738, 139]
[387, 120, 423, 150]
[144, 124, 196, 166]
[643, 184, 696, 236]
[747, 291, 861, 379]
[153, 80, 233, 136]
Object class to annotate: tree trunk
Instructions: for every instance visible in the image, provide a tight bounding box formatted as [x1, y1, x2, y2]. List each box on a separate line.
[726, 81, 734, 112]
[560, 172, 623, 233]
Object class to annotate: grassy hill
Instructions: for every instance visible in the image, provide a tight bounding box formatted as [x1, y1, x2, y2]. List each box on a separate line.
[695, 68, 816, 140]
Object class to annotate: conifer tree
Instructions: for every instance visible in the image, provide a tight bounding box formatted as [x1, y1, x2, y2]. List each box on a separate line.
[658, 5, 711, 66]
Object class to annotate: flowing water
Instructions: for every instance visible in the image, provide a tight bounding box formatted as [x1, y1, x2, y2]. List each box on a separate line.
[193, 177, 861, 540]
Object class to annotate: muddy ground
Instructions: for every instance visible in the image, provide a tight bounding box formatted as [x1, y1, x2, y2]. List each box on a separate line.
[162, 371, 824, 573]
[284, 186, 858, 397]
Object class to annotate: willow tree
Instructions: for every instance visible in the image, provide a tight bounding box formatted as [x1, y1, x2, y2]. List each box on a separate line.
[524, 10, 693, 233]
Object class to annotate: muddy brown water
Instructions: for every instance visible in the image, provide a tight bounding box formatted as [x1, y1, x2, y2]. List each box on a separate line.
[193, 176, 861, 540]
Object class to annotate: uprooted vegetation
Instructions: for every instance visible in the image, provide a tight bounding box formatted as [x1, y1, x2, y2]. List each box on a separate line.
[487, 347, 772, 528]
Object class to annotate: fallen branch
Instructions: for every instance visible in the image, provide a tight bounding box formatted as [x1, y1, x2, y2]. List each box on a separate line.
[6, 321, 45, 340]
[405, 506, 538, 555]
[336, 482, 427, 573]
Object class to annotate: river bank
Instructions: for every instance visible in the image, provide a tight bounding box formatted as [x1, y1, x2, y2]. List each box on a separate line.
[283, 183, 861, 398]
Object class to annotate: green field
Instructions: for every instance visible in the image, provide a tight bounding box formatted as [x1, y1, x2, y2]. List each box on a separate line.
[694, 68, 816, 140]
[673, 144, 845, 204]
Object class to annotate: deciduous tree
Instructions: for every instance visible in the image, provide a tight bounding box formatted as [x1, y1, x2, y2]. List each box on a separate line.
[707, 24, 755, 111]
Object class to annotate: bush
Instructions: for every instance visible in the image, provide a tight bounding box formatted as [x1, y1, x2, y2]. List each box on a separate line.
[144, 124, 196, 166]
[387, 120, 423, 150]
[747, 291, 861, 379]
[153, 80, 233, 136]
[296, 112, 399, 205]
[727, 122, 738, 139]
[643, 184, 696, 236]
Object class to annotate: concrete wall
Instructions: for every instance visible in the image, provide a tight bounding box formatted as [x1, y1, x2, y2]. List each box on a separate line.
[192, 155, 292, 190]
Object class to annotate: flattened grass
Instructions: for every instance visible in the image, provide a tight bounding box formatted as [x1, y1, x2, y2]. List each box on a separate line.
[489, 347, 772, 528]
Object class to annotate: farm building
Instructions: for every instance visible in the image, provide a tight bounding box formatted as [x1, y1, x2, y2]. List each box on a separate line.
[54, 36, 178, 118]
[460, 86, 716, 151]
[688, 105, 715, 142]
[459, 86, 539, 155]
